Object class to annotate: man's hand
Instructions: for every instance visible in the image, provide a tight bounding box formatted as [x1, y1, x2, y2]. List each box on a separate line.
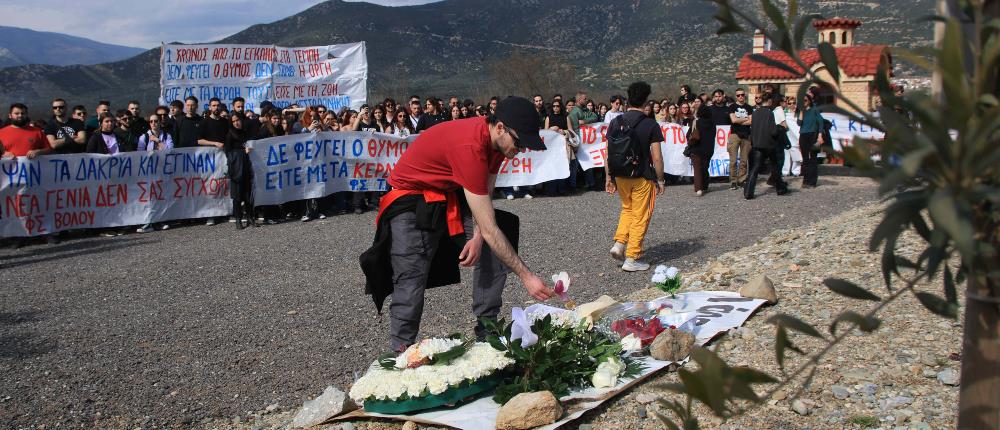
[522, 273, 555, 301]
[605, 178, 617, 195]
[216, 142, 224, 149]
[653, 180, 665, 196]
[2, 151, 14, 159]
[458, 233, 483, 267]
[26, 150, 41, 159]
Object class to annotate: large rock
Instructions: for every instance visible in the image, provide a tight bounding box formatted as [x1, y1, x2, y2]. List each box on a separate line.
[739, 275, 778, 304]
[649, 329, 696, 362]
[291, 386, 357, 429]
[496, 391, 563, 430]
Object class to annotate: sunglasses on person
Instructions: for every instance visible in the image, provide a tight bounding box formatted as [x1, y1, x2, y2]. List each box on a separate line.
[736, 93, 746, 98]
[52, 105, 66, 110]
[149, 119, 160, 124]
[508, 128, 523, 149]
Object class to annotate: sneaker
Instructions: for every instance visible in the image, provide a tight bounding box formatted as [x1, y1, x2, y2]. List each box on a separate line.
[523, 193, 533, 199]
[505, 194, 514, 200]
[205, 219, 216, 226]
[101, 231, 117, 237]
[354, 207, 364, 215]
[265, 219, 279, 225]
[318, 214, 327, 220]
[622, 258, 651, 272]
[137, 225, 154, 234]
[228, 216, 236, 223]
[695, 190, 703, 197]
[729, 183, 739, 190]
[609, 242, 626, 261]
[160, 224, 170, 231]
[301, 215, 312, 222]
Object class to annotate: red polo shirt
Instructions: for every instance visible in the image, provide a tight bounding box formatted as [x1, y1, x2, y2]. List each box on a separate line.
[0, 125, 48, 156]
[389, 117, 505, 196]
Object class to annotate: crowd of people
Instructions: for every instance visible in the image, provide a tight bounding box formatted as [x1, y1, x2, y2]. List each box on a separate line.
[0, 82, 832, 246]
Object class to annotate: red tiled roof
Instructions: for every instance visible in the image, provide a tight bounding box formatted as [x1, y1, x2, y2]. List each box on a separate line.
[735, 45, 889, 81]
[813, 18, 862, 29]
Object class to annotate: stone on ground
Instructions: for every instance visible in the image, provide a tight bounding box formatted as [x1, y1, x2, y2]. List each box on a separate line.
[649, 328, 696, 362]
[495, 391, 563, 430]
[738, 275, 778, 304]
[290, 386, 356, 429]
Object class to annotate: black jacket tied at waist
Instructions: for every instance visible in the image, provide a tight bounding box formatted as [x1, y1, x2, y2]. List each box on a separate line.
[359, 194, 519, 313]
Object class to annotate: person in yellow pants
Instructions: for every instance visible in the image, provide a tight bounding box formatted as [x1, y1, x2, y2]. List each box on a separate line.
[604, 82, 666, 272]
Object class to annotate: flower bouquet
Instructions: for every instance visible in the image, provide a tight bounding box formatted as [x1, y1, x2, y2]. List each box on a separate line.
[651, 265, 682, 296]
[349, 336, 514, 414]
[485, 287, 644, 403]
[594, 298, 698, 355]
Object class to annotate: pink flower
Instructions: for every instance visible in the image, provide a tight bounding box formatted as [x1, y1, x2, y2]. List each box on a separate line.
[551, 272, 571, 299]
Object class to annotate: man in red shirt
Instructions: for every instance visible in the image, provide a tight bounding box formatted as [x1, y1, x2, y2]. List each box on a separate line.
[1, 103, 57, 246]
[361, 96, 556, 350]
[1, 103, 51, 159]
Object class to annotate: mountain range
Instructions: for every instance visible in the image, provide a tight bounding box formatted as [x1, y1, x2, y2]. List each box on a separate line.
[0, 0, 934, 111]
[0, 26, 145, 69]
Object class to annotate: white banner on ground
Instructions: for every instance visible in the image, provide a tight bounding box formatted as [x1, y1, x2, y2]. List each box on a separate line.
[159, 42, 368, 112]
[337, 291, 766, 430]
[246, 129, 570, 206]
[0, 148, 230, 237]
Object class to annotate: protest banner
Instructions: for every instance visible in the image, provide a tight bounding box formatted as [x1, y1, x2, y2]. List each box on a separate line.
[493, 130, 568, 188]
[246, 128, 570, 206]
[0, 148, 230, 237]
[824, 112, 885, 151]
[159, 43, 367, 112]
[0, 114, 884, 237]
[575, 121, 733, 177]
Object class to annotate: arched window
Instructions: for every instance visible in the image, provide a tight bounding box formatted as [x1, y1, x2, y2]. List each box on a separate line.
[842, 31, 848, 45]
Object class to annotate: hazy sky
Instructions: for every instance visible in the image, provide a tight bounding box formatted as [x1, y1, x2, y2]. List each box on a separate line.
[1, 0, 442, 49]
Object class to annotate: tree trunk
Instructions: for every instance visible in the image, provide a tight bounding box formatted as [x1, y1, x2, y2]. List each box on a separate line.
[957, 275, 1000, 429]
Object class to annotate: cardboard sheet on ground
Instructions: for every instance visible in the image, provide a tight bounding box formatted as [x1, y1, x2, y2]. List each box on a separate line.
[334, 291, 765, 429]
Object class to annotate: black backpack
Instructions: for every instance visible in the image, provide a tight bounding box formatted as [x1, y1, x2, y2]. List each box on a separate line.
[606, 113, 647, 178]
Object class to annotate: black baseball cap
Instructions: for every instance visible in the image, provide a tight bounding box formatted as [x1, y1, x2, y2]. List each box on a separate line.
[495, 96, 546, 151]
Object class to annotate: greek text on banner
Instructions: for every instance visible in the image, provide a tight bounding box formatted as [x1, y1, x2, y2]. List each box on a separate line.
[159, 43, 368, 112]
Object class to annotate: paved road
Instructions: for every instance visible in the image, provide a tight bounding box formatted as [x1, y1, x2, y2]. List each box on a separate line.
[0, 177, 877, 428]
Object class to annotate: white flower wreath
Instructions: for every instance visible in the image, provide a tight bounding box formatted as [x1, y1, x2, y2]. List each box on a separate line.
[349, 342, 514, 402]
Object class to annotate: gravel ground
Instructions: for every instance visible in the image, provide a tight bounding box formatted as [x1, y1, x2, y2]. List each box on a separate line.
[0, 176, 877, 429]
[584, 203, 962, 430]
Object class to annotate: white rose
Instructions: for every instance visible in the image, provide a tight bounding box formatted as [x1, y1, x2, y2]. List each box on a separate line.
[592, 367, 617, 388]
[620, 334, 642, 352]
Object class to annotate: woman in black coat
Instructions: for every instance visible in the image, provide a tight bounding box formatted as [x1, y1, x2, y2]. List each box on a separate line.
[688, 105, 715, 196]
[225, 114, 257, 229]
[86, 113, 122, 154]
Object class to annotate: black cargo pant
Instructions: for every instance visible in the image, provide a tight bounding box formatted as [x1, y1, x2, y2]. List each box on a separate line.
[388, 211, 508, 351]
[744, 147, 787, 199]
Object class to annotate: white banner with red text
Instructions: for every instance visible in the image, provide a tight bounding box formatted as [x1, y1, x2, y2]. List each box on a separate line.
[246, 130, 570, 206]
[574, 113, 881, 177]
[159, 42, 368, 113]
[0, 148, 231, 237]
